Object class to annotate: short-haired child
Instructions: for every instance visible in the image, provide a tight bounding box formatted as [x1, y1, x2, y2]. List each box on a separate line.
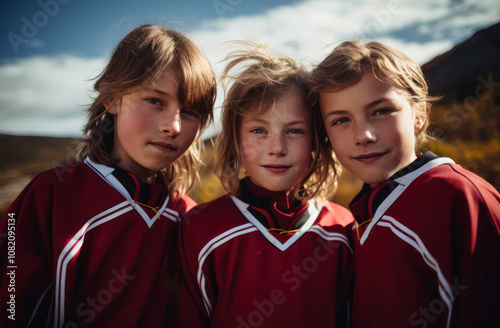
[175, 42, 355, 328]
[0, 24, 215, 327]
[309, 39, 500, 328]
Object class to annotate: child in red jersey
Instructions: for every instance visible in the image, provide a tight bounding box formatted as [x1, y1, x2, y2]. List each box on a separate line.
[0, 24, 215, 327]
[175, 41, 354, 328]
[309, 39, 500, 328]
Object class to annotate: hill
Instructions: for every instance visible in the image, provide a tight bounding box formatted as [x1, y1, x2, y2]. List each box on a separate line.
[421, 22, 500, 189]
[0, 134, 78, 214]
[0, 134, 77, 170]
[422, 22, 500, 104]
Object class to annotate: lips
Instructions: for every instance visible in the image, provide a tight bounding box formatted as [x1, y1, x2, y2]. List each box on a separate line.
[353, 152, 388, 164]
[149, 142, 176, 151]
[262, 164, 291, 173]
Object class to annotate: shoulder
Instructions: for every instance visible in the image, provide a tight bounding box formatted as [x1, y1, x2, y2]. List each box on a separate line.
[184, 195, 236, 220]
[418, 163, 499, 201]
[5, 161, 100, 221]
[317, 200, 355, 227]
[181, 194, 245, 233]
[446, 164, 500, 215]
[17, 161, 91, 194]
[406, 163, 500, 222]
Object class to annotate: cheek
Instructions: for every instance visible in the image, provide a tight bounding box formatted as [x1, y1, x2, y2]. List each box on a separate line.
[296, 138, 313, 166]
[181, 121, 199, 145]
[118, 112, 151, 137]
[327, 136, 345, 158]
[240, 138, 261, 165]
[325, 128, 339, 148]
[393, 116, 417, 147]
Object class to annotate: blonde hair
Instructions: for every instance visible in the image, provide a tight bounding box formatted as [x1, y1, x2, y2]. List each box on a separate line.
[78, 24, 216, 197]
[217, 41, 339, 202]
[309, 39, 438, 148]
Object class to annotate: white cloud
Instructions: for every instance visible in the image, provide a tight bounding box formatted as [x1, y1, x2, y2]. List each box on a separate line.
[0, 0, 498, 137]
[191, 0, 499, 136]
[0, 55, 104, 136]
[193, 0, 499, 66]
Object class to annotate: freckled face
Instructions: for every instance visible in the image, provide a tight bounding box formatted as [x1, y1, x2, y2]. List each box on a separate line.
[239, 90, 312, 192]
[109, 68, 200, 182]
[320, 71, 424, 187]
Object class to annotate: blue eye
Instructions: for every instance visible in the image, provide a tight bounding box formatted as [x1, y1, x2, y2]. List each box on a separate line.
[251, 128, 267, 134]
[287, 129, 304, 134]
[145, 98, 162, 106]
[181, 108, 199, 119]
[373, 108, 393, 116]
[331, 117, 350, 126]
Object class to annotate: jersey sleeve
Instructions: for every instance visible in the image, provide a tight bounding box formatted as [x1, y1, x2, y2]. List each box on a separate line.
[328, 202, 355, 327]
[173, 209, 212, 328]
[0, 172, 56, 327]
[450, 173, 500, 327]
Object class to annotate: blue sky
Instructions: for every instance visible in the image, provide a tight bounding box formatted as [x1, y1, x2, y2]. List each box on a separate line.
[0, 0, 499, 137]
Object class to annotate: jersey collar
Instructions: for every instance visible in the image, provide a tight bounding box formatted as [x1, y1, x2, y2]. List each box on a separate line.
[230, 196, 322, 251]
[351, 153, 455, 245]
[84, 157, 170, 228]
[237, 178, 309, 230]
[349, 151, 439, 224]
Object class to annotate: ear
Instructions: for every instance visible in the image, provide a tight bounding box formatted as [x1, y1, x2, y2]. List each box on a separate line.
[104, 98, 118, 114]
[414, 114, 424, 132]
[413, 104, 426, 132]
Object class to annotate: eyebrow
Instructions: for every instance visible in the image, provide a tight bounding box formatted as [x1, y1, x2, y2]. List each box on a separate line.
[247, 118, 308, 126]
[285, 120, 308, 126]
[365, 97, 390, 110]
[142, 86, 173, 98]
[323, 97, 392, 118]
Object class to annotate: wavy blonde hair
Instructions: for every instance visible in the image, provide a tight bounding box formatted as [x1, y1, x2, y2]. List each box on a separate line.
[78, 24, 216, 197]
[216, 41, 339, 202]
[309, 39, 439, 149]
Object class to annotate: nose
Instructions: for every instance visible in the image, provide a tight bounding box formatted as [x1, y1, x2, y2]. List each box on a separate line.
[160, 109, 181, 137]
[268, 134, 287, 157]
[354, 121, 377, 146]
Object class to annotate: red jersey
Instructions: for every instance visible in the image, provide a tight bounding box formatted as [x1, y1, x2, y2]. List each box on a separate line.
[349, 152, 500, 328]
[0, 158, 195, 327]
[176, 180, 355, 328]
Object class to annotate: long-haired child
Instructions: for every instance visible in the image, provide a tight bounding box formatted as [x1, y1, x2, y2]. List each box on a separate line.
[176, 42, 354, 328]
[0, 24, 215, 327]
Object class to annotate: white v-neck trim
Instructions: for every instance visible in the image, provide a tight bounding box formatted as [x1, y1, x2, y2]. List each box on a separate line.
[359, 157, 455, 245]
[84, 157, 169, 228]
[230, 196, 323, 251]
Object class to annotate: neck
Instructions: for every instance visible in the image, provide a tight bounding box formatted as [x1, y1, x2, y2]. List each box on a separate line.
[244, 178, 297, 213]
